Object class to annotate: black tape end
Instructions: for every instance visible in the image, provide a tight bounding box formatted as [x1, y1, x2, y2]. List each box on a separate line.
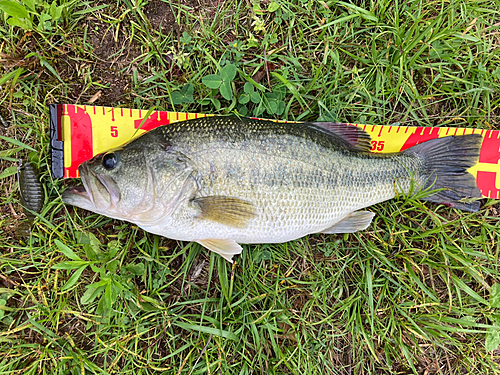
[49, 104, 64, 178]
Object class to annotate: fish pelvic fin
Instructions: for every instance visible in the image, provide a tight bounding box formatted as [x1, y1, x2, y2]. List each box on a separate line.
[193, 196, 256, 228]
[321, 211, 375, 233]
[196, 239, 242, 263]
[404, 134, 483, 212]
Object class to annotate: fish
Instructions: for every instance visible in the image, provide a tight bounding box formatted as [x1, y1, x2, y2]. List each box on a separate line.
[62, 116, 483, 262]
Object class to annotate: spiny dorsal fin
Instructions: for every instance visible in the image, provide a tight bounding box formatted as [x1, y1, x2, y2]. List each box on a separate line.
[193, 196, 256, 228]
[196, 239, 242, 263]
[310, 122, 372, 152]
[321, 211, 375, 233]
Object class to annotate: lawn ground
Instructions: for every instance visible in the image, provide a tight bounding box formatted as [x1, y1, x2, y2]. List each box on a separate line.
[1, 0, 500, 373]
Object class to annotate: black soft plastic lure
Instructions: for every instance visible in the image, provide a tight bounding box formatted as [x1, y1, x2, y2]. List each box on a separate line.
[16, 160, 44, 238]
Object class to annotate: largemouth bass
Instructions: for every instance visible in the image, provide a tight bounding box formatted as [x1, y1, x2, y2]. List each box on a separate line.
[62, 116, 482, 261]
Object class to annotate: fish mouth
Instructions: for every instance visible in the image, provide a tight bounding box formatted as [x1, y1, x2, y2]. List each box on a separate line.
[62, 183, 95, 211]
[62, 163, 119, 212]
[65, 185, 89, 197]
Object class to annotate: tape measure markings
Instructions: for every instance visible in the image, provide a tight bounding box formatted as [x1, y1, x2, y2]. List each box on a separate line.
[50, 104, 500, 199]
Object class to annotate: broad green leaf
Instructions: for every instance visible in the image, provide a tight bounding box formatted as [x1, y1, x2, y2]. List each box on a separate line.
[202, 74, 222, 89]
[485, 330, 500, 352]
[275, 86, 286, 100]
[107, 259, 120, 273]
[0, 135, 36, 152]
[0, 70, 18, 85]
[220, 80, 233, 100]
[54, 239, 82, 261]
[7, 16, 31, 29]
[250, 91, 261, 104]
[238, 105, 248, 116]
[95, 295, 109, 316]
[0, 165, 17, 180]
[264, 92, 277, 100]
[81, 285, 105, 305]
[267, 100, 278, 114]
[50, 1, 62, 20]
[181, 83, 194, 96]
[276, 101, 285, 115]
[212, 98, 221, 110]
[107, 240, 121, 259]
[52, 261, 89, 270]
[0, 0, 29, 18]
[491, 283, 500, 308]
[86, 280, 109, 290]
[220, 64, 237, 81]
[61, 265, 87, 291]
[170, 91, 185, 105]
[55, 5, 63, 20]
[125, 263, 145, 276]
[268, 1, 280, 12]
[23, 0, 34, 11]
[238, 94, 250, 104]
[244, 82, 254, 93]
[90, 264, 102, 273]
[104, 283, 112, 309]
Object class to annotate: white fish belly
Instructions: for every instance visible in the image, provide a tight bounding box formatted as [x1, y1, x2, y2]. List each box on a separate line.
[143, 180, 397, 244]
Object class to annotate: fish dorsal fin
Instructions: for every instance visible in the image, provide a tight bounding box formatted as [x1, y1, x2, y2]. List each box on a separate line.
[193, 196, 256, 228]
[311, 122, 372, 152]
[196, 239, 242, 263]
[321, 211, 375, 233]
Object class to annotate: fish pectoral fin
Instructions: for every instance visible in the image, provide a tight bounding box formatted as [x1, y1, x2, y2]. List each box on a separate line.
[196, 239, 242, 263]
[321, 211, 375, 233]
[193, 196, 256, 228]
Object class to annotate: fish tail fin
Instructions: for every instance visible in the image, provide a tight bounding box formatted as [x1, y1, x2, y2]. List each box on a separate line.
[403, 134, 483, 212]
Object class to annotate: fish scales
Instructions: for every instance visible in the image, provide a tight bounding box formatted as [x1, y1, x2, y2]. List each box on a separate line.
[63, 116, 482, 262]
[137, 117, 422, 243]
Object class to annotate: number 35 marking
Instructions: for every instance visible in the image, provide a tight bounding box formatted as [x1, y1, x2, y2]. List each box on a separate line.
[371, 140, 385, 151]
[110, 126, 118, 137]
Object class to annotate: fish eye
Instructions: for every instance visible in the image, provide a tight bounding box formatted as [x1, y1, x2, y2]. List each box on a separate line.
[102, 153, 117, 170]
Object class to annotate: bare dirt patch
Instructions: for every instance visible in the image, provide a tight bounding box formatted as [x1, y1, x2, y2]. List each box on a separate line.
[87, 20, 139, 105]
[144, 0, 179, 33]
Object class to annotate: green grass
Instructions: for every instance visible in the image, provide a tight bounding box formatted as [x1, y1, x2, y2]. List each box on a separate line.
[1, 0, 500, 373]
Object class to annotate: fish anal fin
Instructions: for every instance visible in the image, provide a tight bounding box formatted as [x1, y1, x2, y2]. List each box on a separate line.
[311, 122, 372, 152]
[193, 196, 256, 228]
[196, 239, 242, 263]
[321, 211, 375, 234]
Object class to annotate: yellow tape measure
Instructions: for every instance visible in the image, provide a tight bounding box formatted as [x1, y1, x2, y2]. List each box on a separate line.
[49, 104, 500, 198]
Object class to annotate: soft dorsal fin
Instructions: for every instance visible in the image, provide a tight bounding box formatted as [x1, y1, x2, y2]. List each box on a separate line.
[196, 239, 243, 263]
[193, 196, 256, 228]
[310, 122, 372, 152]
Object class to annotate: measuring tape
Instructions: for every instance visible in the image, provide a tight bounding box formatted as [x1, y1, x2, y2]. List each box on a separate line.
[49, 104, 500, 199]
